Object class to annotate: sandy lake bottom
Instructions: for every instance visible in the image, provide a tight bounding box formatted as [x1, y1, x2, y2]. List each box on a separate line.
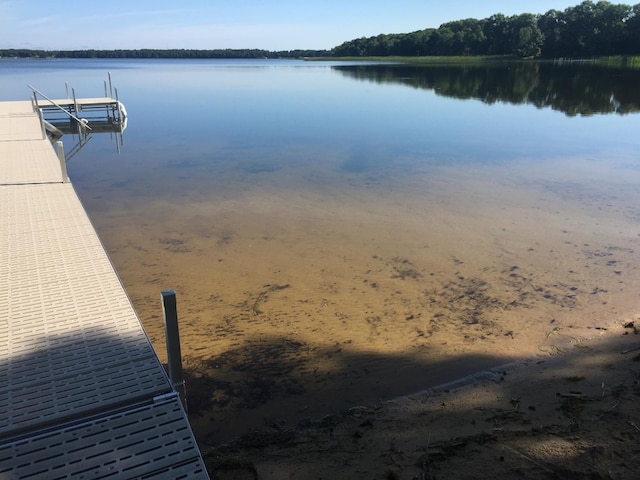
[78, 152, 640, 445]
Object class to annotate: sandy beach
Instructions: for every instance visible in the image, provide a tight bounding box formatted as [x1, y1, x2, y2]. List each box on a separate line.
[203, 320, 640, 479]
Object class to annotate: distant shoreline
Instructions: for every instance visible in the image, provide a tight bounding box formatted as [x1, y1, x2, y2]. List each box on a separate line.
[3, 51, 639, 70]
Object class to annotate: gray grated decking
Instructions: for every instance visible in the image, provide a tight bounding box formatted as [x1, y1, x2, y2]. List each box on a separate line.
[0, 100, 209, 478]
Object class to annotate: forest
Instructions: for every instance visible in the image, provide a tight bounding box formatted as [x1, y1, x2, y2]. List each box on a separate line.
[0, 48, 328, 59]
[1, 1, 639, 60]
[331, 1, 640, 58]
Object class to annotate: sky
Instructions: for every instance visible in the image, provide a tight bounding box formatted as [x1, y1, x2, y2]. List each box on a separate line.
[0, 1, 585, 51]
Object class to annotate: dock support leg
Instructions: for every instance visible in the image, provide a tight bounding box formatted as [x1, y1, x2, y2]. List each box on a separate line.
[162, 289, 188, 412]
[72, 88, 79, 117]
[38, 109, 46, 140]
[56, 141, 69, 183]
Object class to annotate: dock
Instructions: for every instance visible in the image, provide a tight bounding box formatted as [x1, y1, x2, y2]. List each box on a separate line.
[0, 99, 209, 478]
[28, 83, 128, 139]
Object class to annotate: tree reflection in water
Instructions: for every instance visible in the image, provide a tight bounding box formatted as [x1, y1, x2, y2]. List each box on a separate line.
[333, 62, 640, 117]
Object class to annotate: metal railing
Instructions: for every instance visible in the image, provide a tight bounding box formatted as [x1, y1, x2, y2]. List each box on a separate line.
[28, 84, 92, 131]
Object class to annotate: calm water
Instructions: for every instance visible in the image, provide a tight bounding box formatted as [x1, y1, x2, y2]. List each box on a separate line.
[3, 58, 640, 442]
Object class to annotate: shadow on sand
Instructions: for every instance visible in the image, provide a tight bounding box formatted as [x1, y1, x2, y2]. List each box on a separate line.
[183, 335, 515, 445]
[183, 326, 640, 479]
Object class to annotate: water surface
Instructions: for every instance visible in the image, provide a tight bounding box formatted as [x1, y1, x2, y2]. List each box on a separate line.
[3, 58, 640, 443]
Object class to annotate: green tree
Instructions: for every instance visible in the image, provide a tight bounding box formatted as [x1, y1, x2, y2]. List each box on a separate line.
[428, 26, 455, 55]
[429, 19, 487, 55]
[484, 14, 511, 54]
[593, 1, 633, 54]
[628, 4, 640, 53]
[510, 14, 544, 57]
[539, 9, 565, 57]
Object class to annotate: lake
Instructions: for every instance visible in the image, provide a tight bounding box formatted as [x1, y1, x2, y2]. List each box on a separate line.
[3, 58, 640, 444]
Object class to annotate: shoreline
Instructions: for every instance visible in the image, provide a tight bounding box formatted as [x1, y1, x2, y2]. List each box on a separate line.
[187, 314, 630, 448]
[201, 318, 640, 479]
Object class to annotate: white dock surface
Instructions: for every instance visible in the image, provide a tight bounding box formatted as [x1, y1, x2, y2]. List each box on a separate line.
[0, 101, 209, 478]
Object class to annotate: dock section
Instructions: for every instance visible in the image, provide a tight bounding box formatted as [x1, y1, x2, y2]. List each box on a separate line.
[0, 100, 209, 478]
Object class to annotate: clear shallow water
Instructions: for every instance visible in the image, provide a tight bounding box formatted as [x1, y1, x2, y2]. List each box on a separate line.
[3, 58, 640, 442]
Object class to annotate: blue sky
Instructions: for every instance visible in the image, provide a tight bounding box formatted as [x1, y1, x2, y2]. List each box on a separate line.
[1, 1, 584, 51]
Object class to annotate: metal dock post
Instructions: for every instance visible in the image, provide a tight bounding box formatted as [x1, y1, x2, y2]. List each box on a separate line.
[162, 289, 188, 412]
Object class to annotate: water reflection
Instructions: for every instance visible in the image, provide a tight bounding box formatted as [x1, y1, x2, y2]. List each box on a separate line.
[333, 62, 640, 116]
[42, 101, 126, 160]
[51, 117, 126, 161]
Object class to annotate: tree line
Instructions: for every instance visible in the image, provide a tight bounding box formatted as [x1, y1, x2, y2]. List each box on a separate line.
[0, 48, 330, 59]
[332, 1, 640, 58]
[2, 1, 639, 60]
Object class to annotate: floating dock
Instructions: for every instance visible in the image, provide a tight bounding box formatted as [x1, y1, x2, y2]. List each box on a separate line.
[0, 99, 209, 478]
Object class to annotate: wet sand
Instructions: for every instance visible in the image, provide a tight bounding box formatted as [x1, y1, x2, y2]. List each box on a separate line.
[76, 153, 640, 446]
[204, 322, 640, 479]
